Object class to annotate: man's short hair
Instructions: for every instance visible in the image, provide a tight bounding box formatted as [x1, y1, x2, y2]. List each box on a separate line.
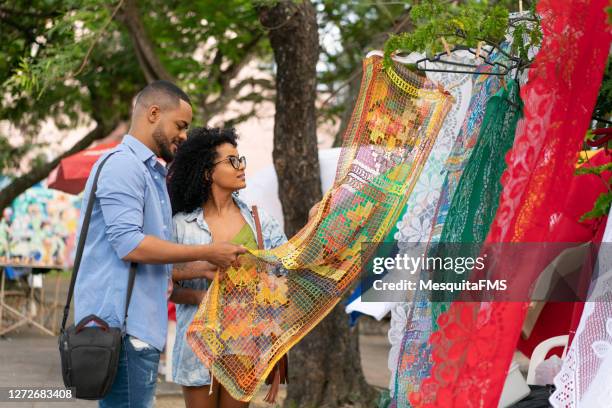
[134, 80, 191, 110]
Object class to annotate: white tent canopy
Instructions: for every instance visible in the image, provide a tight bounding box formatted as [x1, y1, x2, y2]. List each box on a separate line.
[239, 147, 341, 231]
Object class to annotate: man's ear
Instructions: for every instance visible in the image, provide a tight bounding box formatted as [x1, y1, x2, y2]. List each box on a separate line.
[147, 105, 161, 123]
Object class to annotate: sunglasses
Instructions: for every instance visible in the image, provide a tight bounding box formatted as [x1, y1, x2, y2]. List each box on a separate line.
[213, 155, 247, 170]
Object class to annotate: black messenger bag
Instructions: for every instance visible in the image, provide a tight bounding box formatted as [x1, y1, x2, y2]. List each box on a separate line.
[58, 153, 137, 400]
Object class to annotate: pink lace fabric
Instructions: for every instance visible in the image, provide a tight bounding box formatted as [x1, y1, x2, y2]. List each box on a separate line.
[410, 1, 612, 406]
[551, 216, 612, 408]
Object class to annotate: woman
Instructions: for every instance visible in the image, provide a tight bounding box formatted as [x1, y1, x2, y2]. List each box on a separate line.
[168, 127, 287, 408]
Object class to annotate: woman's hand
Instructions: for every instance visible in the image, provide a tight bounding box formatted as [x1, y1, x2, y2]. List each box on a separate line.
[308, 200, 321, 220]
[173, 261, 225, 281]
[198, 264, 226, 281]
[169, 285, 206, 305]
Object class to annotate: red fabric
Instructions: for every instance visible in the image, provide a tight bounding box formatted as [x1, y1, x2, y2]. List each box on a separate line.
[411, 1, 612, 406]
[168, 301, 176, 322]
[517, 151, 611, 356]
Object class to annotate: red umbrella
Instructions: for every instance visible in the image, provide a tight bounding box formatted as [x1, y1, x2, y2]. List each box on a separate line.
[48, 142, 119, 195]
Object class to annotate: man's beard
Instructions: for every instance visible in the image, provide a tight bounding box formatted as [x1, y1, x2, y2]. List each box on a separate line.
[152, 125, 174, 163]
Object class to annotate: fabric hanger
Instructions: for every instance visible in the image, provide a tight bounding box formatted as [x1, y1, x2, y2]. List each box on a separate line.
[414, 44, 512, 76]
[366, 49, 429, 78]
[367, 49, 466, 93]
[586, 127, 612, 148]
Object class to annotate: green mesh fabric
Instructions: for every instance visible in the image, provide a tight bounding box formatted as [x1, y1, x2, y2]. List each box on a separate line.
[431, 79, 523, 326]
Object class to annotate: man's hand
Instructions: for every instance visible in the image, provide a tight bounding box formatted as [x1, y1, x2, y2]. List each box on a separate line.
[204, 242, 247, 268]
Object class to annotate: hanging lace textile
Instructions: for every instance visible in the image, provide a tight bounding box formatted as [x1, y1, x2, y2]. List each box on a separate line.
[390, 69, 503, 408]
[186, 54, 454, 401]
[394, 54, 474, 250]
[431, 79, 523, 325]
[517, 151, 612, 358]
[549, 151, 612, 408]
[551, 215, 612, 408]
[387, 54, 474, 396]
[410, 1, 612, 406]
[391, 79, 522, 408]
[428, 70, 502, 244]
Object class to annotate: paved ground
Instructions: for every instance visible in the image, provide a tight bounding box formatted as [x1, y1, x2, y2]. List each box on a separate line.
[0, 327, 389, 408]
[0, 274, 390, 407]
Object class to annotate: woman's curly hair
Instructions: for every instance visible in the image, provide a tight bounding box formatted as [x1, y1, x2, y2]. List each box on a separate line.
[168, 127, 238, 215]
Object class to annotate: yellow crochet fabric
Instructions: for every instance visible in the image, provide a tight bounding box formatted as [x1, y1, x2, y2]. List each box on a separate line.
[187, 55, 453, 401]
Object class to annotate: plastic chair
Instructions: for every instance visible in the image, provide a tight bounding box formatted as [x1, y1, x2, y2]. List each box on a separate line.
[526, 335, 569, 385]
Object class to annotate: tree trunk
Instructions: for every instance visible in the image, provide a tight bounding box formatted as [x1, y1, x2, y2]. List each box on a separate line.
[286, 302, 377, 408]
[259, 2, 376, 407]
[259, 0, 322, 237]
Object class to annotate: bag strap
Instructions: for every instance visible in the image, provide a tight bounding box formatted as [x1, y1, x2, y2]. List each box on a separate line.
[251, 205, 264, 250]
[61, 152, 137, 332]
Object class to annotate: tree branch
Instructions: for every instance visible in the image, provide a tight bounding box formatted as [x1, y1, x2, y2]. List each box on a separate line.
[218, 105, 262, 128]
[218, 33, 264, 90]
[114, 0, 174, 83]
[201, 77, 274, 120]
[0, 122, 114, 212]
[72, 0, 125, 78]
[199, 33, 265, 121]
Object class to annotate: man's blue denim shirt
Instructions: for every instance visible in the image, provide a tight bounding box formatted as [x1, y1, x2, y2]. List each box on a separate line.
[74, 135, 173, 351]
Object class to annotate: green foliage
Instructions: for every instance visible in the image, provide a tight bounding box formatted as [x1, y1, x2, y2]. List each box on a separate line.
[0, 0, 269, 178]
[575, 161, 612, 176]
[4, 0, 118, 96]
[137, 1, 268, 98]
[581, 191, 612, 221]
[582, 53, 612, 222]
[594, 57, 612, 120]
[1, 0, 416, 179]
[316, 0, 410, 125]
[383, 0, 541, 68]
[0, 0, 146, 177]
[576, 149, 612, 221]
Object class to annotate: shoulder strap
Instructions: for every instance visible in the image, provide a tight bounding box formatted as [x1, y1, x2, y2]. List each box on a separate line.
[61, 152, 137, 332]
[251, 205, 264, 250]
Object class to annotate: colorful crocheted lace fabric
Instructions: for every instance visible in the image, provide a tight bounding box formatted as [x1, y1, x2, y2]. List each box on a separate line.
[388, 54, 473, 397]
[390, 69, 503, 407]
[186, 55, 454, 401]
[410, 1, 612, 406]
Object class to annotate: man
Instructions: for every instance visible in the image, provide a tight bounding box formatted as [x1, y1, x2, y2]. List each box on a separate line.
[74, 80, 245, 407]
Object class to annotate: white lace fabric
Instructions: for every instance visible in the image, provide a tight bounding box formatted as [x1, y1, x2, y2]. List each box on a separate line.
[387, 54, 474, 394]
[551, 216, 612, 407]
